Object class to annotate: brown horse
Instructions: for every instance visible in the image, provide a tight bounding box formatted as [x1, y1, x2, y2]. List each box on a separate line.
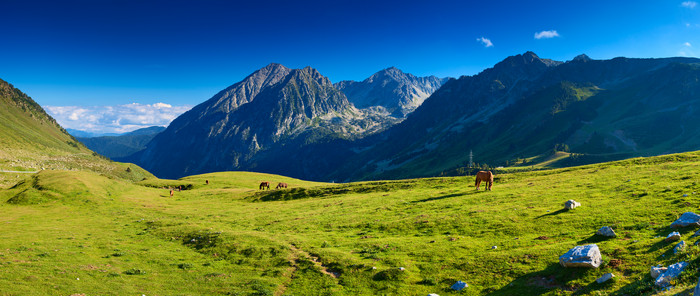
[276, 182, 288, 189]
[475, 171, 494, 191]
[259, 181, 270, 190]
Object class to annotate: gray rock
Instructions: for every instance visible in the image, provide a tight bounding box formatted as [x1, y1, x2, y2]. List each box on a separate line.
[450, 281, 468, 291]
[670, 212, 700, 228]
[694, 276, 700, 296]
[691, 229, 700, 238]
[674, 241, 686, 254]
[428, 294, 440, 296]
[596, 273, 615, 284]
[564, 200, 581, 210]
[665, 231, 681, 242]
[596, 226, 616, 237]
[559, 244, 602, 268]
[655, 261, 688, 287]
[651, 265, 667, 279]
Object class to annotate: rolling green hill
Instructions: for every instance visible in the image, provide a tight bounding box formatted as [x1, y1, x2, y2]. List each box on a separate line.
[0, 78, 153, 187]
[2, 152, 700, 294]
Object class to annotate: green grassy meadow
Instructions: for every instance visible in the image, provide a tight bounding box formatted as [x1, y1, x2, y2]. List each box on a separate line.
[2, 153, 700, 295]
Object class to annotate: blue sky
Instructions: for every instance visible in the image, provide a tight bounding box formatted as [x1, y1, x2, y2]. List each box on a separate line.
[2, 0, 699, 133]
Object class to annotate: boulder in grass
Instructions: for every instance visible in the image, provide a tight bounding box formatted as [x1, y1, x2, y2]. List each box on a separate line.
[665, 232, 681, 242]
[564, 200, 581, 210]
[596, 226, 616, 237]
[596, 273, 615, 284]
[651, 265, 667, 279]
[559, 244, 602, 268]
[674, 241, 686, 254]
[655, 261, 688, 287]
[670, 212, 700, 228]
[450, 281, 468, 291]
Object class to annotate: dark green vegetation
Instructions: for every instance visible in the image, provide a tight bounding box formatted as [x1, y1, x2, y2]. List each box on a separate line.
[76, 126, 165, 159]
[0, 78, 153, 188]
[2, 152, 700, 295]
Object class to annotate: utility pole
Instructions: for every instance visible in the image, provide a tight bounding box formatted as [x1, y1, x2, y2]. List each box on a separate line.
[469, 150, 473, 168]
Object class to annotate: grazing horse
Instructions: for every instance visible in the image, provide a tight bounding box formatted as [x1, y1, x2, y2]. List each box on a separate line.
[259, 181, 270, 190]
[276, 182, 288, 189]
[475, 171, 494, 191]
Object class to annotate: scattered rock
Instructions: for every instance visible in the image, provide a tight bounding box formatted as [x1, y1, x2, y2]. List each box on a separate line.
[398, 267, 405, 271]
[428, 294, 440, 296]
[651, 265, 667, 279]
[691, 229, 700, 238]
[559, 244, 602, 268]
[564, 200, 581, 210]
[654, 262, 688, 287]
[491, 246, 497, 249]
[596, 226, 616, 237]
[674, 241, 686, 254]
[450, 281, 468, 291]
[596, 273, 615, 284]
[666, 232, 681, 242]
[694, 276, 700, 296]
[670, 212, 700, 228]
[683, 194, 689, 197]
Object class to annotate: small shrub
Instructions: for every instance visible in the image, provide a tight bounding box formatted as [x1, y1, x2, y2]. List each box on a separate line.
[178, 263, 194, 270]
[124, 268, 147, 275]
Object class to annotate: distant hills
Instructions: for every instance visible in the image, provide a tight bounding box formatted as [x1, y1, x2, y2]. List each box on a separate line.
[0, 78, 152, 187]
[76, 126, 165, 159]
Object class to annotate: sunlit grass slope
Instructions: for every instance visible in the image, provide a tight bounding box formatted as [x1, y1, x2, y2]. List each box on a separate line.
[0, 78, 154, 188]
[2, 154, 700, 295]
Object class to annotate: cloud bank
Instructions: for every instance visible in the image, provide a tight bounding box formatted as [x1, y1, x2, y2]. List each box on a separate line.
[476, 37, 493, 47]
[45, 103, 192, 134]
[534, 30, 560, 39]
[682, 1, 697, 8]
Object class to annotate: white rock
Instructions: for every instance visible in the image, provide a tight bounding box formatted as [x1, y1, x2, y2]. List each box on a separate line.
[674, 241, 686, 254]
[491, 246, 497, 249]
[655, 262, 688, 287]
[559, 244, 602, 268]
[666, 232, 681, 242]
[398, 267, 405, 271]
[596, 273, 615, 284]
[596, 226, 616, 237]
[564, 200, 581, 210]
[450, 281, 468, 291]
[670, 212, 700, 228]
[651, 265, 667, 279]
[428, 294, 440, 296]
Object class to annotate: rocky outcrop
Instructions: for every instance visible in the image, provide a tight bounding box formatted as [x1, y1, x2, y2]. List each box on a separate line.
[559, 244, 602, 268]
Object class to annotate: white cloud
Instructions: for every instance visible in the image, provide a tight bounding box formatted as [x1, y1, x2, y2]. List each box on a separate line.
[476, 37, 493, 47]
[685, 42, 692, 47]
[44, 103, 192, 134]
[534, 30, 560, 39]
[682, 1, 697, 8]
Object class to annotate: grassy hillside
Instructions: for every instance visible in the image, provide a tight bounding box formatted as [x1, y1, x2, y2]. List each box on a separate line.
[0, 78, 154, 188]
[2, 153, 700, 294]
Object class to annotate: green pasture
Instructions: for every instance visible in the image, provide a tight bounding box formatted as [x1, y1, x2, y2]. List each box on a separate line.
[2, 153, 700, 295]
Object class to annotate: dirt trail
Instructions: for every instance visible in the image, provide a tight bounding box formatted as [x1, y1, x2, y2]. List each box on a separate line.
[276, 244, 339, 296]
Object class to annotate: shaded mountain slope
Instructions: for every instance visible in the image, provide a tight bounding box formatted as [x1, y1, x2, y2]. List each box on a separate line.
[76, 126, 166, 159]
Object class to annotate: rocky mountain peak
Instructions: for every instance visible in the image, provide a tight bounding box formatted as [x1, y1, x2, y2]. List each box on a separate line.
[572, 54, 592, 62]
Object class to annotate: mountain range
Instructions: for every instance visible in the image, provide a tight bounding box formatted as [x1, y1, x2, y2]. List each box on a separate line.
[39, 51, 700, 182]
